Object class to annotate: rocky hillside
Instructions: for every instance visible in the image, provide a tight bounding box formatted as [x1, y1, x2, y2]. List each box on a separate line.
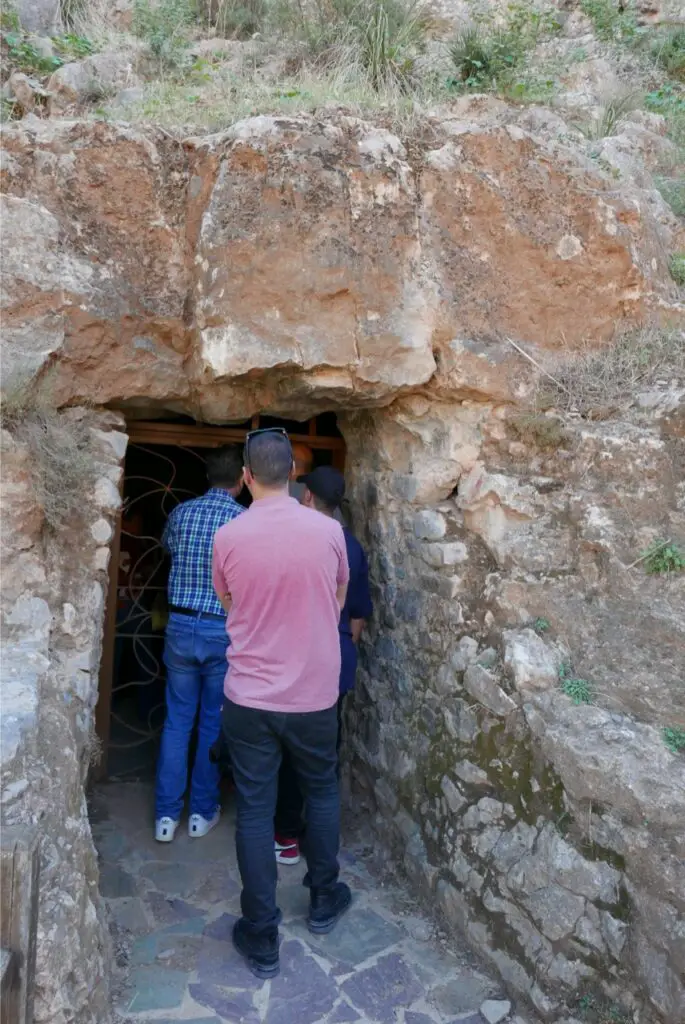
[1, 2, 684, 1024]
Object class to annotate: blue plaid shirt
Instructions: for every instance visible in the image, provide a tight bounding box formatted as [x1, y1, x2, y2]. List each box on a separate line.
[162, 488, 244, 616]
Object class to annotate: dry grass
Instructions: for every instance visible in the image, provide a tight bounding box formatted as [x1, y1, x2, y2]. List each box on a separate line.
[1, 383, 98, 531]
[576, 88, 642, 140]
[508, 412, 569, 449]
[539, 324, 685, 417]
[103, 58, 432, 134]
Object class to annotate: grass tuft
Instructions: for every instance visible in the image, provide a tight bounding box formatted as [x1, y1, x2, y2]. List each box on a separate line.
[541, 324, 685, 418]
[1, 382, 98, 532]
[447, 3, 560, 97]
[577, 90, 642, 140]
[559, 664, 593, 705]
[509, 413, 568, 449]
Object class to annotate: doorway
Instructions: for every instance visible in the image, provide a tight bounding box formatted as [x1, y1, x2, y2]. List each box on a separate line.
[94, 413, 346, 780]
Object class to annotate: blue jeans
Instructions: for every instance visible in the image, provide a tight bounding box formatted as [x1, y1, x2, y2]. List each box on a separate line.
[222, 699, 340, 937]
[155, 612, 228, 820]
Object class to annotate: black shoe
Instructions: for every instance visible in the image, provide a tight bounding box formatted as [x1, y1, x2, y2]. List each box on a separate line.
[307, 882, 352, 935]
[232, 919, 280, 979]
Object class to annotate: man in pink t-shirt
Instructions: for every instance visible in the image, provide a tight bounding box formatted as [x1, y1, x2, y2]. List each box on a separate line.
[212, 428, 352, 979]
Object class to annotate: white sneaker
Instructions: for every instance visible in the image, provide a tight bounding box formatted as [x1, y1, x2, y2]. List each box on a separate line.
[188, 809, 220, 838]
[155, 817, 179, 843]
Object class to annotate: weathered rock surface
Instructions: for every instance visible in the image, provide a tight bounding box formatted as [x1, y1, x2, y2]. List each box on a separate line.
[0, 105, 683, 1024]
[0, 412, 125, 1024]
[13, 0, 60, 33]
[0, 110, 680, 419]
[47, 52, 141, 115]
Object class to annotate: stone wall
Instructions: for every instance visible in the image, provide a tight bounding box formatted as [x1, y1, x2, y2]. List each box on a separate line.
[0, 410, 127, 1024]
[340, 398, 685, 1022]
[0, 107, 683, 1024]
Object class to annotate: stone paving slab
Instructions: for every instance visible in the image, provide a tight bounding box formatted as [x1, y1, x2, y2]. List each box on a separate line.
[93, 782, 510, 1024]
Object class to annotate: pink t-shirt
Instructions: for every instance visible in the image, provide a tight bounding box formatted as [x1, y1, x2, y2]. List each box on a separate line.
[212, 495, 349, 713]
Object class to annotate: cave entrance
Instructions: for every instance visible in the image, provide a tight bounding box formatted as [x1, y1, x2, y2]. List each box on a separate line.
[94, 413, 346, 781]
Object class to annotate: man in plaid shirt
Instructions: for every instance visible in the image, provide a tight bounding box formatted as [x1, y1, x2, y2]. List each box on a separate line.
[155, 445, 244, 843]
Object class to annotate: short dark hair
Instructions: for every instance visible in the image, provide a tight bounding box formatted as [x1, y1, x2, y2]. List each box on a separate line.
[205, 445, 243, 488]
[245, 432, 292, 487]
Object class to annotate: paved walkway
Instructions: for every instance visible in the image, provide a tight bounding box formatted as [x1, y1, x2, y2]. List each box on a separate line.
[92, 781, 513, 1024]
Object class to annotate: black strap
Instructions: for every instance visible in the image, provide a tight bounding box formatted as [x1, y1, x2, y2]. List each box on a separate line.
[169, 605, 225, 620]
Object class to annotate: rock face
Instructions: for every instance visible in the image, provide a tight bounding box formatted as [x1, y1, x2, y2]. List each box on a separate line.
[342, 400, 685, 1022]
[0, 108, 683, 1024]
[0, 412, 125, 1024]
[0, 108, 680, 419]
[13, 0, 61, 34]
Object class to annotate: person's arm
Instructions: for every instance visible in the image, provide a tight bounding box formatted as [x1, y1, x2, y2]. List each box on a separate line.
[212, 534, 232, 614]
[350, 618, 365, 644]
[335, 526, 350, 614]
[348, 543, 372, 641]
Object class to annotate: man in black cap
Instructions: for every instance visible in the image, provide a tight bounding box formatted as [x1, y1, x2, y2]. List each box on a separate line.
[274, 466, 373, 866]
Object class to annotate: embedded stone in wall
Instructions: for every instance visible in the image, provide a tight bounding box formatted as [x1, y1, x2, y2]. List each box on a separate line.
[503, 629, 561, 693]
[463, 664, 517, 717]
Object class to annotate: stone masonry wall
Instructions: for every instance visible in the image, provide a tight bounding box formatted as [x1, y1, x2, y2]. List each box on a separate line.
[340, 398, 685, 1023]
[0, 410, 127, 1024]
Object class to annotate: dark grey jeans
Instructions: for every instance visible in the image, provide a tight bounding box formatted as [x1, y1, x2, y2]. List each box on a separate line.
[222, 699, 340, 936]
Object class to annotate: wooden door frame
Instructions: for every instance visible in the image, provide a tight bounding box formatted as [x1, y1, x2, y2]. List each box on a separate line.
[93, 417, 346, 780]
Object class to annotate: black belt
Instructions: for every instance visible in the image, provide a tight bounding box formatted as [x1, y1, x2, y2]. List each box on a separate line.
[169, 605, 225, 620]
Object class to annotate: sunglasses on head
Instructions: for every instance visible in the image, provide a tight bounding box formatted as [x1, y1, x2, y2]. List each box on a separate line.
[244, 426, 292, 473]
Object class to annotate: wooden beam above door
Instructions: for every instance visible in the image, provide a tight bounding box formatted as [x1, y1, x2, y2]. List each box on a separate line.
[126, 421, 345, 451]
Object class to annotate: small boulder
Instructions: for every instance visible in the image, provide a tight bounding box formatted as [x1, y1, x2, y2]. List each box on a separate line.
[413, 509, 446, 540]
[6, 72, 48, 115]
[113, 86, 146, 107]
[47, 51, 139, 114]
[480, 999, 512, 1024]
[464, 663, 517, 717]
[503, 628, 560, 692]
[449, 635, 479, 673]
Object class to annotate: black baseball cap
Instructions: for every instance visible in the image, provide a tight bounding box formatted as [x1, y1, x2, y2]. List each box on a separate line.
[300, 466, 345, 508]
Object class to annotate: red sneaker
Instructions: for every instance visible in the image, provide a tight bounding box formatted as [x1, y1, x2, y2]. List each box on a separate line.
[274, 833, 301, 865]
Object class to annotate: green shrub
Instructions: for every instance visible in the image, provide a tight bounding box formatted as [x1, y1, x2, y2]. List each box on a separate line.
[448, 2, 560, 94]
[669, 252, 685, 286]
[132, 0, 196, 69]
[663, 726, 685, 755]
[448, 27, 517, 90]
[642, 539, 685, 574]
[1, 30, 63, 72]
[278, 0, 429, 93]
[655, 173, 685, 217]
[358, 0, 429, 91]
[580, 0, 637, 44]
[559, 664, 593, 705]
[198, 0, 266, 38]
[643, 26, 685, 81]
